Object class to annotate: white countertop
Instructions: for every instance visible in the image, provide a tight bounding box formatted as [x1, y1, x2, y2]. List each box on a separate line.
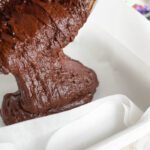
[125, 0, 146, 5]
[122, 133, 150, 150]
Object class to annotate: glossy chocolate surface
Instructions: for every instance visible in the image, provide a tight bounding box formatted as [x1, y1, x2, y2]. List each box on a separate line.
[0, 0, 98, 125]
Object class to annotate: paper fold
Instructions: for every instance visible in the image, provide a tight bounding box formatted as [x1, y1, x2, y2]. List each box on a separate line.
[45, 95, 142, 150]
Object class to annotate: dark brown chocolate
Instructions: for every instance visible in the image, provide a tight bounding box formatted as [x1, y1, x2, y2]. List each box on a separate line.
[0, 0, 98, 125]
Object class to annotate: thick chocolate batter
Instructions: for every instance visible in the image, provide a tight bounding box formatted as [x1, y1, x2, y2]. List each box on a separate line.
[0, 0, 98, 125]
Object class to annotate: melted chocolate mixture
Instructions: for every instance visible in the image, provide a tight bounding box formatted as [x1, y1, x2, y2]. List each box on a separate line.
[0, 0, 98, 125]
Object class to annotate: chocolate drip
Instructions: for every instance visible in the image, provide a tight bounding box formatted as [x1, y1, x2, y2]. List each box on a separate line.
[0, 0, 98, 125]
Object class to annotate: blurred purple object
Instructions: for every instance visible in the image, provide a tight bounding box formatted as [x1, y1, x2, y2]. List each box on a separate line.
[133, 4, 150, 15]
[145, 6, 150, 12]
